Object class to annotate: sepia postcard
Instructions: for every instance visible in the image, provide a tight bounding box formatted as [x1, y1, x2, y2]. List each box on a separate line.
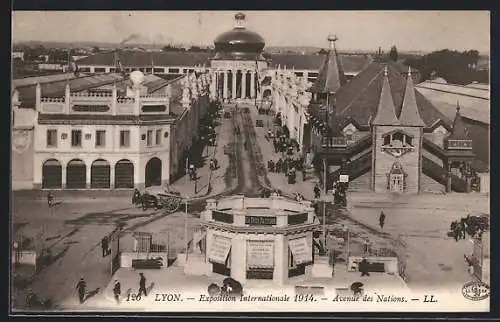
[10, 10, 490, 314]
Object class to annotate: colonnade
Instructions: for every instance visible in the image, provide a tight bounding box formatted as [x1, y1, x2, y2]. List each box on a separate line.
[215, 69, 257, 100]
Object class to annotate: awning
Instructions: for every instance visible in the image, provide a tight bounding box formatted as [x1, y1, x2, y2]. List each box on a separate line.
[289, 237, 312, 265]
[247, 241, 274, 269]
[208, 235, 231, 265]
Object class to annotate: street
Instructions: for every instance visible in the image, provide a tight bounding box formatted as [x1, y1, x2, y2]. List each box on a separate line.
[11, 103, 488, 310]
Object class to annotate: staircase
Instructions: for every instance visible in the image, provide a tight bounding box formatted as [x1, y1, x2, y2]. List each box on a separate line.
[327, 150, 372, 189]
[422, 157, 468, 192]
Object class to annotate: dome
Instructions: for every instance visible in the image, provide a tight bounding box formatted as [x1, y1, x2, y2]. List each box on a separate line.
[213, 13, 266, 60]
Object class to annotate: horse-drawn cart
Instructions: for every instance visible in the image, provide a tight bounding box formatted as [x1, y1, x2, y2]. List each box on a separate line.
[132, 186, 183, 213]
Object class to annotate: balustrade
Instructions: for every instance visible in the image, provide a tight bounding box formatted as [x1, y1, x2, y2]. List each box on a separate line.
[321, 136, 347, 148]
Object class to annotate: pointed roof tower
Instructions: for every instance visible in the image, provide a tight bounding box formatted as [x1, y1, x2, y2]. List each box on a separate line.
[372, 66, 399, 126]
[448, 102, 471, 140]
[309, 34, 346, 94]
[399, 66, 425, 127]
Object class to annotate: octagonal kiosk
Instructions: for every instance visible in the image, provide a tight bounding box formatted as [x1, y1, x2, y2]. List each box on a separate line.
[185, 195, 319, 286]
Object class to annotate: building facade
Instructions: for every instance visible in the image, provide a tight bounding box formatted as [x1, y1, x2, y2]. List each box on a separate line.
[12, 70, 211, 190]
[187, 195, 319, 286]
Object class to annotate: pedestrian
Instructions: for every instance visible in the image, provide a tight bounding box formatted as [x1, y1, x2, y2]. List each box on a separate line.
[468, 264, 474, 276]
[138, 272, 147, 297]
[314, 185, 321, 199]
[76, 277, 86, 304]
[363, 238, 370, 255]
[359, 258, 370, 277]
[101, 236, 109, 257]
[342, 224, 348, 242]
[47, 192, 54, 208]
[379, 211, 386, 229]
[113, 279, 121, 304]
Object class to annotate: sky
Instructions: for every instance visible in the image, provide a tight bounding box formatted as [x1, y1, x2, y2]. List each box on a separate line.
[12, 11, 490, 53]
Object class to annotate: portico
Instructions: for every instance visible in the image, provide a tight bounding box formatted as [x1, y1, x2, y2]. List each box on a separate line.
[211, 12, 267, 103]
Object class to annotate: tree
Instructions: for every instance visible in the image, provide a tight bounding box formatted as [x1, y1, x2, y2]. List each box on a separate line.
[318, 48, 328, 54]
[389, 45, 398, 62]
[92, 46, 100, 53]
[403, 49, 483, 85]
[162, 44, 184, 52]
[449, 214, 489, 240]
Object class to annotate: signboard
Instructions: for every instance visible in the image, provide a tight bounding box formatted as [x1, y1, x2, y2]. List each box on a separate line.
[209, 235, 231, 265]
[247, 241, 274, 268]
[288, 237, 312, 265]
[287, 213, 308, 225]
[245, 216, 277, 226]
[212, 211, 234, 224]
[339, 175, 349, 183]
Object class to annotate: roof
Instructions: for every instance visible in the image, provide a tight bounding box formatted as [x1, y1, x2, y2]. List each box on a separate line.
[372, 67, 399, 126]
[103, 74, 175, 94]
[167, 76, 187, 116]
[13, 73, 78, 88]
[268, 53, 370, 74]
[415, 80, 489, 124]
[76, 51, 212, 68]
[448, 105, 471, 141]
[308, 48, 346, 94]
[15, 73, 124, 108]
[399, 68, 426, 127]
[333, 62, 451, 127]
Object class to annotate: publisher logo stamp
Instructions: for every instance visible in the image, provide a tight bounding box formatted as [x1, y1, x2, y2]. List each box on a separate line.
[462, 281, 490, 301]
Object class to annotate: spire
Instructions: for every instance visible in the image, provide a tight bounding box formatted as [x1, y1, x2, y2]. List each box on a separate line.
[309, 34, 346, 94]
[372, 66, 399, 126]
[448, 101, 470, 140]
[399, 66, 425, 127]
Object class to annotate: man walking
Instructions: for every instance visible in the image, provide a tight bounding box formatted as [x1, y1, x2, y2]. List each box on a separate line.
[379, 211, 386, 229]
[101, 236, 109, 257]
[313, 185, 321, 199]
[76, 277, 86, 304]
[113, 279, 121, 304]
[138, 272, 147, 297]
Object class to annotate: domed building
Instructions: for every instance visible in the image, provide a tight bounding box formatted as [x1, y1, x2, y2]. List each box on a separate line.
[211, 13, 268, 102]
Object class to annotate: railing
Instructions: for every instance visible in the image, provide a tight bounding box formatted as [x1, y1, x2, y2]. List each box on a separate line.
[321, 136, 347, 148]
[317, 133, 372, 156]
[41, 97, 65, 103]
[117, 97, 135, 103]
[446, 139, 473, 150]
[71, 92, 113, 97]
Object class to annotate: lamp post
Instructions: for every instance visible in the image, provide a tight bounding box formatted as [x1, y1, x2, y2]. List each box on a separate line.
[322, 158, 327, 250]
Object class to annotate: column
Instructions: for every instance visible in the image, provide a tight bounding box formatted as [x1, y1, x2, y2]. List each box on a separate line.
[86, 163, 91, 189]
[241, 71, 247, 99]
[61, 165, 67, 189]
[446, 160, 452, 193]
[232, 69, 237, 99]
[110, 163, 115, 188]
[223, 70, 228, 100]
[250, 71, 255, 99]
